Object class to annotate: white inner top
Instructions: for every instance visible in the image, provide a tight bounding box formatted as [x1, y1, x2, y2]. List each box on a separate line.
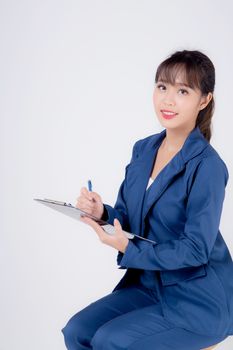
[146, 176, 154, 190]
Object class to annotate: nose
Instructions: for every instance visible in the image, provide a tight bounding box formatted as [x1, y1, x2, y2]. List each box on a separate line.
[163, 91, 176, 106]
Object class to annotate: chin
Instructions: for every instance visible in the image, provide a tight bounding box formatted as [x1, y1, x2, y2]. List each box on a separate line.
[159, 118, 181, 129]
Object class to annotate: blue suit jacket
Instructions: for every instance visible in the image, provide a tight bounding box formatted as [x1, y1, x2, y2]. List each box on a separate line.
[103, 126, 233, 337]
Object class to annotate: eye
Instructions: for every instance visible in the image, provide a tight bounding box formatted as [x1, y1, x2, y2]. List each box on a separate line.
[157, 84, 166, 91]
[179, 88, 188, 95]
[156, 84, 189, 95]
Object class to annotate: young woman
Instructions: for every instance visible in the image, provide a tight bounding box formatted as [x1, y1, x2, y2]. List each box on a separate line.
[62, 50, 233, 349]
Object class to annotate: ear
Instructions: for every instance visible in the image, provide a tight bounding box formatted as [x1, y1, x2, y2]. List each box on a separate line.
[199, 92, 213, 111]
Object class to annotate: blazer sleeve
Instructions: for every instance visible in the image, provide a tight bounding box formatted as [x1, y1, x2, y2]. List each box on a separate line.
[101, 139, 141, 231]
[118, 155, 229, 270]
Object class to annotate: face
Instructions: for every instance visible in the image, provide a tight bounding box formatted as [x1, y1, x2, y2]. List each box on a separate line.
[153, 73, 212, 131]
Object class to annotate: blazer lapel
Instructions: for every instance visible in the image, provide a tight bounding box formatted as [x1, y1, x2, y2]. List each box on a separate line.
[126, 130, 166, 235]
[142, 150, 185, 222]
[129, 126, 209, 237]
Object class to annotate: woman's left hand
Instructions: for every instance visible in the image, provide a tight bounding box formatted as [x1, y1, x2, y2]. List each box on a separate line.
[80, 216, 129, 253]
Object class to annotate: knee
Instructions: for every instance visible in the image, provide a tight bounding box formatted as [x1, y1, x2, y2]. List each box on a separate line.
[61, 312, 91, 347]
[61, 318, 75, 343]
[61, 317, 77, 345]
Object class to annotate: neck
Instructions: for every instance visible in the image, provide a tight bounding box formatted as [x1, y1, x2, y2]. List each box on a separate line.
[162, 126, 195, 152]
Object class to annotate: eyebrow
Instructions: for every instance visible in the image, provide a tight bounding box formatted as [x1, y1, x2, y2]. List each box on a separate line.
[157, 80, 191, 88]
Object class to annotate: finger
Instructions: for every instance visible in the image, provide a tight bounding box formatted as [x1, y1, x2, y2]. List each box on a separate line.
[80, 187, 93, 201]
[75, 202, 93, 211]
[80, 187, 90, 199]
[114, 218, 121, 226]
[76, 198, 94, 210]
[85, 190, 100, 203]
[114, 219, 127, 240]
[114, 218, 122, 234]
[77, 206, 94, 214]
[81, 188, 102, 203]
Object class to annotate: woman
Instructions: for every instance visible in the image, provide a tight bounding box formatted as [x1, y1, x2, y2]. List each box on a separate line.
[62, 50, 233, 349]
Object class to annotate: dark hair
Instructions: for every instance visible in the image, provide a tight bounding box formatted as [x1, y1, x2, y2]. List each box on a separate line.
[155, 50, 215, 142]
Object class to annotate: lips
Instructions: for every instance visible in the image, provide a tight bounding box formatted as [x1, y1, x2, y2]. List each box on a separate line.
[161, 109, 178, 120]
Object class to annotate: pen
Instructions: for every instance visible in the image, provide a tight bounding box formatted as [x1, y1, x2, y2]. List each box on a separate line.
[87, 179, 94, 202]
[88, 179, 92, 192]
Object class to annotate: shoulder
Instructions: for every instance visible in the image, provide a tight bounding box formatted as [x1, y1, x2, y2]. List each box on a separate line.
[188, 144, 229, 186]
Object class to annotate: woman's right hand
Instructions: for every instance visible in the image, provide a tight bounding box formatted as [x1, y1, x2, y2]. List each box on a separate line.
[75, 187, 104, 219]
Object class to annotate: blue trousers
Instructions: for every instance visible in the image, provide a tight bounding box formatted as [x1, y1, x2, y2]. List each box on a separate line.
[61, 285, 227, 349]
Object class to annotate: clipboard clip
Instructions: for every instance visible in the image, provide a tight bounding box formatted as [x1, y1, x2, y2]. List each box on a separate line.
[43, 198, 73, 207]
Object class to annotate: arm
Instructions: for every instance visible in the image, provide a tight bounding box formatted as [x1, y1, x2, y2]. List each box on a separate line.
[117, 156, 229, 271]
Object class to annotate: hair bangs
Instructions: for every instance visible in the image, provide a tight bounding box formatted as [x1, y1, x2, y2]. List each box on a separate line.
[155, 62, 202, 91]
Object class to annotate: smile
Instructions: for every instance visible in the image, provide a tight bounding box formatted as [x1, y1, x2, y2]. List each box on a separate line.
[161, 110, 178, 120]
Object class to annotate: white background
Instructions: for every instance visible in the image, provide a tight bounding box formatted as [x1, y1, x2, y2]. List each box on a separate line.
[1, 0, 233, 349]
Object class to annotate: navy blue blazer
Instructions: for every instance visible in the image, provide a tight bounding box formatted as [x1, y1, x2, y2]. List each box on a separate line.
[103, 126, 233, 337]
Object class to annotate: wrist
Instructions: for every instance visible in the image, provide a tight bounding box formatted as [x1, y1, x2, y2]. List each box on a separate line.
[101, 205, 109, 221]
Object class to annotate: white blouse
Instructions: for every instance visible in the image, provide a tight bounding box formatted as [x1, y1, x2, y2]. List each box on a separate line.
[146, 176, 154, 190]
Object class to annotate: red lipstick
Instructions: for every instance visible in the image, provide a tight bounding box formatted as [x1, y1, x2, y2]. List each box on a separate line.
[161, 109, 178, 120]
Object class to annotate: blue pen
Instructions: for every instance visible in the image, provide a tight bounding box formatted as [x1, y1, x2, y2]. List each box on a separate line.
[88, 179, 92, 192]
[87, 179, 94, 202]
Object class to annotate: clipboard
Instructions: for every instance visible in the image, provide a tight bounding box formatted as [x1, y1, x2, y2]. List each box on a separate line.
[34, 198, 157, 244]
